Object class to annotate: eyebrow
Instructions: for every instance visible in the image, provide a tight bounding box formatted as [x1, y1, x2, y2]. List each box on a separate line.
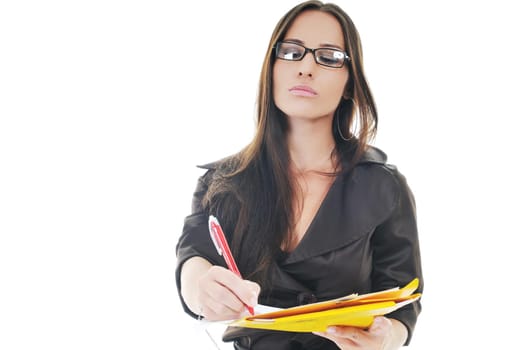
[283, 38, 345, 51]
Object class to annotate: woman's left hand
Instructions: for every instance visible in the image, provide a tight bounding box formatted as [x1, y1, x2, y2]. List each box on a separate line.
[313, 317, 392, 350]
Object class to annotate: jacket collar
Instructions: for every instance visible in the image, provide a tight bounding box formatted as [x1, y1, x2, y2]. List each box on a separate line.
[282, 147, 396, 265]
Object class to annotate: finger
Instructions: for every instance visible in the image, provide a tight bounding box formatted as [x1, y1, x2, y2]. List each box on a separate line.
[200, 300, 243, 321]
[368, 317, 392, 336]
[243, 280, 261, 298]
[203, 278, 247, 315]
[243, 280, 260, 307]
[313, 328, 357, 348]
[319, 326, 369, 346]
[198, 266, 260, 319]
[211, 266, 259, 307]
[198, 281, 245, 320]
[330, 326, 366, 337]
[196, 268, 245, 319]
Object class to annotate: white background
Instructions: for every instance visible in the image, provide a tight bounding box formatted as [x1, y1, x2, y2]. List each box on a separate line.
[1, 1, 526, 349]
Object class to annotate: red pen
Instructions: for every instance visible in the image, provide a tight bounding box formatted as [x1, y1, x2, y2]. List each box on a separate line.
[208, 215, 255, 316]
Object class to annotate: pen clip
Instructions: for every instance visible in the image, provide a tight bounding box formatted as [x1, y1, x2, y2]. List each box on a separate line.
[208, 215, 223, 256]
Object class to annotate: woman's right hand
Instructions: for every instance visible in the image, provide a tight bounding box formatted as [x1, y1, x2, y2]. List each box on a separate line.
[181, 256, 260, 321]
[196, 265, 260, 321]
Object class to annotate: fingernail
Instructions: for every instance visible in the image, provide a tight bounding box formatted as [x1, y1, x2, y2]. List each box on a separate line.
[373, 317, 389, 327]
[326, 327, 337, 334]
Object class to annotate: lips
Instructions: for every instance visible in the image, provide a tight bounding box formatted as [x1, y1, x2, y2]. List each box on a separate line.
[289, 85, 317, 97]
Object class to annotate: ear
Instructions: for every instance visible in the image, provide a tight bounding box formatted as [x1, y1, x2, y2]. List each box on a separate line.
[342, 81, 354, 100]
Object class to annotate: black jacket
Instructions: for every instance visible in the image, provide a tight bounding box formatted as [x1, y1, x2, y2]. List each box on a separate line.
[176, 146, 423, 349]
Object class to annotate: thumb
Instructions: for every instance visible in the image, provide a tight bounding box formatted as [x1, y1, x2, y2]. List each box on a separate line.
[369, 317, 392, 336]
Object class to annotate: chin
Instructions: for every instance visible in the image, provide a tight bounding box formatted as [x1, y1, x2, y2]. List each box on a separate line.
[278, 103, 319, 118]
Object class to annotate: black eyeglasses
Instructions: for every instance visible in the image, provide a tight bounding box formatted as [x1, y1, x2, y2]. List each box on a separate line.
[274, 41, 349, 68]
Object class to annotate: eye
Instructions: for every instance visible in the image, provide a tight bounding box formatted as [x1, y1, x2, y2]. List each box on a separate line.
[277, 43, 304, 60]
[317, 50, 345, 66]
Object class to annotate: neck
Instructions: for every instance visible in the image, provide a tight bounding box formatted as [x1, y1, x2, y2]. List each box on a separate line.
[288, 120, 336, 173]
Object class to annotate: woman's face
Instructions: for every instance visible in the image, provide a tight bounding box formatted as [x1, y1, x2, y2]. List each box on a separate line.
[273, 10, 349, 121]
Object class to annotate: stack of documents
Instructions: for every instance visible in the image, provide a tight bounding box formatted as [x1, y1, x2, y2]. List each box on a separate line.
[229, 278, 421, 332]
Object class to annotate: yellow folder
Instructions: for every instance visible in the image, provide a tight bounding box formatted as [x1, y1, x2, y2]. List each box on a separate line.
[229, 278, 420, 333]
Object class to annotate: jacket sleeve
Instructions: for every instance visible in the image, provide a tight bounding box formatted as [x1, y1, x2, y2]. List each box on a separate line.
[371, 166, 424, 345]
[175, 169, 224, 319]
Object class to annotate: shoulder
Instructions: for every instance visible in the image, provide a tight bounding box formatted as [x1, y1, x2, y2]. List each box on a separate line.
[357, 145, 388, 165]
[354, 145, 399, 178]
[192, 153, 242, 187]
[348, 145, 410, 200]
[196, 151, 243, 172]
[197, 154, 237, 171]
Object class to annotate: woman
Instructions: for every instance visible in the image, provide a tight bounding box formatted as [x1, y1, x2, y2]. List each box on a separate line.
[176, 1, 423, 349]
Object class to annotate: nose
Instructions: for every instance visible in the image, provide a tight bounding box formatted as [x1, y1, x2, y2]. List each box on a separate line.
[297, 50, 316, 77]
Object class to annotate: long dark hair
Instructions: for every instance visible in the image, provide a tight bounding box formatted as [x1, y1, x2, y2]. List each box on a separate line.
[203, 0, 377, 290]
